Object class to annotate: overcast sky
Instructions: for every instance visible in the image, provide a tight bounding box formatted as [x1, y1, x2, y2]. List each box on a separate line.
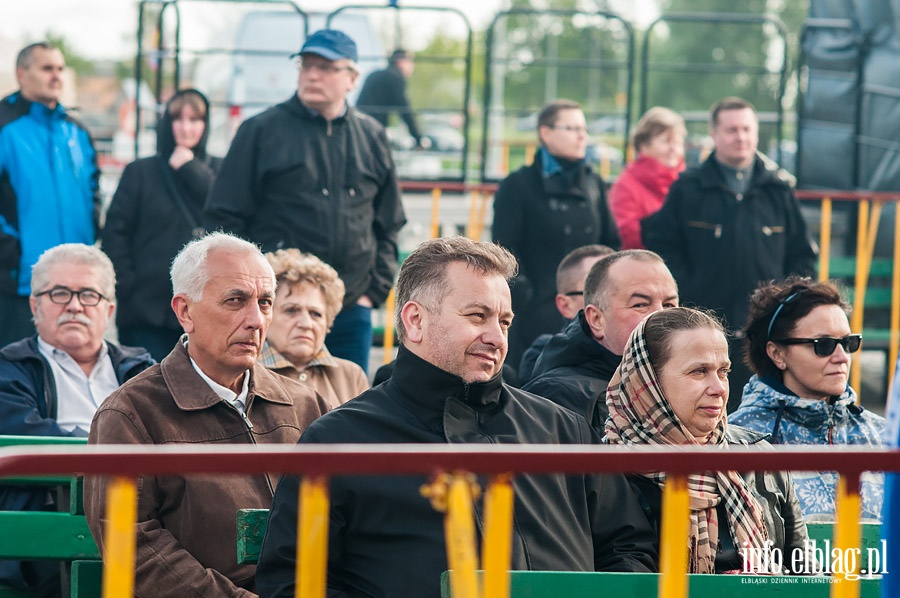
[0, 0, 508, 63]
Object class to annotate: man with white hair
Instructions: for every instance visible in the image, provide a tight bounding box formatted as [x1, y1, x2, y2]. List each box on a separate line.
[84, 232, 329, 597]
[0, 243, 154, 595]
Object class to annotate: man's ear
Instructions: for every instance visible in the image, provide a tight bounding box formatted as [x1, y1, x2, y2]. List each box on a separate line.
[555, 294, 576, 320]
[171, 295, 194, 334]
[399, 301, 426, 344]
[583, 303, 605, 341]
[29, 295, 38, 319]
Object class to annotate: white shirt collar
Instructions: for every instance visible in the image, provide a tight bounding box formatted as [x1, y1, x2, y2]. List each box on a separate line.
[183, 337, 250, 411]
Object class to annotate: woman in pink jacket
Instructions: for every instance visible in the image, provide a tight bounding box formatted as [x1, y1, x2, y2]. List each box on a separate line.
[609, 107, 686, 249]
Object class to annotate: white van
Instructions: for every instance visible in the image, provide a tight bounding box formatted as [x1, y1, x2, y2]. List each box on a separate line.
[193, 9, 384, 156]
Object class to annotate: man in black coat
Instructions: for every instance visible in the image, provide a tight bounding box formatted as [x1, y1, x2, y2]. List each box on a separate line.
[523, 250, 678, 432]
[517, 243, 614, 384]
[256, 237, 657, 598]
[492, 100, 621, 372]
[642, 97, 817, 409]
[205, 30, 406, 375]
[356, 48, 424, 147]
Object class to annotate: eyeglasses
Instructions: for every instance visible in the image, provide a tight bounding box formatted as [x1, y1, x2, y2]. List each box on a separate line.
[549, 125, 588, 134]
[35, 286, 106, 307]
[298, 59, 355, 75]
[563, 291, 584, 297]
[777, 334, 862, 357]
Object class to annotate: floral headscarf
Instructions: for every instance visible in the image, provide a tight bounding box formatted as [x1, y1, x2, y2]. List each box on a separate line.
[605, 316, 769, 574]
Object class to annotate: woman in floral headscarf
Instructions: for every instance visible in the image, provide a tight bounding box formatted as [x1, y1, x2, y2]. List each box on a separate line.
[606, 307, 813, 575]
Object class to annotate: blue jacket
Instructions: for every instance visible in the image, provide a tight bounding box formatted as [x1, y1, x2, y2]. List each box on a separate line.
[0, 335, 153, 590]
[0, 92, 99, 296]
[0, 335, 155, 436]
[883, 358, 900, 597]
[730, 375, 885, 522]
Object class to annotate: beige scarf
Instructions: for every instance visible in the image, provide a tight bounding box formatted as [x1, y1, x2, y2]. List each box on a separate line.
[605, 318, 769, 574]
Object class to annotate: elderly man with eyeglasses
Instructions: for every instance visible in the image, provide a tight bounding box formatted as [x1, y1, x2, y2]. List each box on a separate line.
[0, 243, 154, 595]
[206, 29, 406, 376]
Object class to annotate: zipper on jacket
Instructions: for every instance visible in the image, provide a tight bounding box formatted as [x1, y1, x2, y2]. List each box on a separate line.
[239, 407, 254, 431]
[686, 221, 723, 238]
[229, 400, 277, 496]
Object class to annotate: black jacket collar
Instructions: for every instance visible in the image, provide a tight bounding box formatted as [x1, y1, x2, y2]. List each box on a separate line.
[697, 151, 788, 191]
[384, 345, 504, 436]
[532, 311, 621, 379]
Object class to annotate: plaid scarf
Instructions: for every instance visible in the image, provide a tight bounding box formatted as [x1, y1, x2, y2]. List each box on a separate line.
[605, 318, 769, 574]
[257, 341, 336, 372]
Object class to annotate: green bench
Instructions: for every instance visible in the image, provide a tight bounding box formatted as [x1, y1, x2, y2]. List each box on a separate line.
[236, 509, 883, 596]
[439, 571, 881, 597]
[0, 436, 101, 598]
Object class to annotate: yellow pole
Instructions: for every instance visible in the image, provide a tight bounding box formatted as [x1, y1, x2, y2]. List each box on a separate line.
[600, 150, 610, 180]
[850, 201, 870, 396]
[501, 143, 509, 176]
[467, 191, 480, 240]
[421, 473, 481, 598]
[430, 187, 442, 239]
[890, 200, 900, 388]
[865, 202, 883, 263]
[525, 144, 536, 165]
[446, 475, 481, 598]
[818, 197, 832, 281]
[658, 474, 690, 598]
[831, 474, 861, 598]
[382, 288, 396, 365]
[295, 476, 330, 598]
[474, 192, 490, 241]
[101, 476, 138, 598]
[482, 474, 514, 598]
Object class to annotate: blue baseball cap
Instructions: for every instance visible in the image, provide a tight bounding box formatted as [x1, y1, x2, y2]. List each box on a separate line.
[292, 29, 358, 62]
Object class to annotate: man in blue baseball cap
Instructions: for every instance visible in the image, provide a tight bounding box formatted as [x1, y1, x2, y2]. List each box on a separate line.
[206, 29, 406, 375]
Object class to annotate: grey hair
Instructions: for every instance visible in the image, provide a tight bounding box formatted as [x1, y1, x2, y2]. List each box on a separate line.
[31, 244, 116, 301]
[170, 232, 275, 301]
[16, 42, 57, 70]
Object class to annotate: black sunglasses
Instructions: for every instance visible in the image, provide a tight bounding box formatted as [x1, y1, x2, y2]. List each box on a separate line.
[777, 334, 862, 357]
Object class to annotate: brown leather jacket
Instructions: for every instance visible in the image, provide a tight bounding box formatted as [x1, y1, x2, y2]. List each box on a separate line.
[84, 342, 329, 597]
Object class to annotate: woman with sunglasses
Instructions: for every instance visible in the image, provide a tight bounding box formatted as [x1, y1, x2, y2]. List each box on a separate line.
[730, 276, 885, 521]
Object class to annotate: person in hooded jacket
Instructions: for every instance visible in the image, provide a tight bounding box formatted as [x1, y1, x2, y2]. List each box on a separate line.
[730, 277, 885, 522]
[101, 89, 221, 361]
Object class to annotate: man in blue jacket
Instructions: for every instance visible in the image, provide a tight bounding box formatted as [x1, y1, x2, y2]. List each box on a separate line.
[0, 42, 100, 347]
[0, 244, 153, 596]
